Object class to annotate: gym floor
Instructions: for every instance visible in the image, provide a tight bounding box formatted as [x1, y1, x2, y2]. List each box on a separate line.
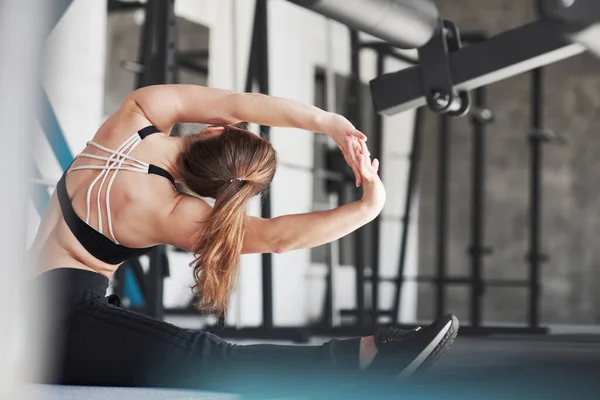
[26, 330, 600, 400]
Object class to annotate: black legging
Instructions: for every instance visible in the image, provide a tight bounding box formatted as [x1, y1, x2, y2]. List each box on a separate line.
[36, 268, 362, 397]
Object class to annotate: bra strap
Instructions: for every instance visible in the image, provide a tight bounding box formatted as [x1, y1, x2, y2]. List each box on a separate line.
[138, 126, 161, 139]
[148, 164, 175, 186]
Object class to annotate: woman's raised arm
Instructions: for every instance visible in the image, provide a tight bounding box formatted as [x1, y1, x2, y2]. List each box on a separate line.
[126, 84, 367, 185]
[127, 84, 358, 134]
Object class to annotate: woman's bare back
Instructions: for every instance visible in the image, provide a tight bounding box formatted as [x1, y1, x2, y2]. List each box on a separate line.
[30, 108, 183, 278]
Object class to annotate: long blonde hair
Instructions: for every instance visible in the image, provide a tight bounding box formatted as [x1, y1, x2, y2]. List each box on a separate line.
[176, 123, 276, 315]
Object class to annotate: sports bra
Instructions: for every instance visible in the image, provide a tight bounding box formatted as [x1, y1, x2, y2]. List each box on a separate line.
[56, 126, 176, 265]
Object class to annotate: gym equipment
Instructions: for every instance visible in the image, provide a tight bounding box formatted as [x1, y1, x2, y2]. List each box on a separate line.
[370, 0, 600, 117]
[540, 0, 600, 58]
[287, 0, 439, 49]
[111, 0, 600, 339]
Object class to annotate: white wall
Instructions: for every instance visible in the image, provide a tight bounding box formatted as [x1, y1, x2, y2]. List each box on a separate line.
[29, 0, 107, 246]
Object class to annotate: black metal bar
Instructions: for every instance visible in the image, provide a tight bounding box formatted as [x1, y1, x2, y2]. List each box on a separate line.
[129, 257, 149, 298]
[202, 326, 311, 344]
[370, 20, 583, 115]
[154, 0, 176, 86]
[177, 49, 210, 60]
[244, 6, 260, 93]
[349, 29, 366, 327]
[391, 107, 423, 324]
[369, 50, 385, 322]
[255, 0, 274, 330]
[146, 247, 164, 319]
[398, 276, 533, 287]
[527, 68, 546, 328]
[176, 59, 209, 75]
[340, 309, 395, 317]
[539, 0, 600, 28]
[370, 275, 533, 287]
[136, 0, 155, 89]
[113, 263, 126, 299]
[469, 87, 487, 328]
[108, 0, 146, 13]
[131, 0, 176, 319]
[436, 114, 450, 318]
[310, 324, 548, 337]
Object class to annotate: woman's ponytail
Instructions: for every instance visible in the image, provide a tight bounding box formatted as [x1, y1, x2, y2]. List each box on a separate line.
[190, 181, 255, 314]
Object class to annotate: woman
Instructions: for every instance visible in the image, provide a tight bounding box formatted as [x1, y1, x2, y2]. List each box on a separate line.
[31, 84, 458, 396]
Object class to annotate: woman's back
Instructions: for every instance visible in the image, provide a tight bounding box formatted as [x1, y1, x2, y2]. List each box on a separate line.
[30, 110, 182, 277]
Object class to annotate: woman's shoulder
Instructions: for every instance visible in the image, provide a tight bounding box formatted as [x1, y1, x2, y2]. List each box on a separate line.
[93, 106, 158, 144]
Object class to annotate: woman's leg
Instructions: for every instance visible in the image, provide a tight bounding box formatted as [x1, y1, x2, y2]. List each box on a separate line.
[54, 295, 363, 397]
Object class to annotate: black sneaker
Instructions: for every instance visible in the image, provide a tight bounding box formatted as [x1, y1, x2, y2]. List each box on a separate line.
[367, 314, 459, 379]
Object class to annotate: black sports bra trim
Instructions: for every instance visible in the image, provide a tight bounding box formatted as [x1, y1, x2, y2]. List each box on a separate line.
[55, 126, 174, 264]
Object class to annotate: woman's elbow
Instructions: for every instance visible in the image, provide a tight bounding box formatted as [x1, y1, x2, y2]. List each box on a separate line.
[271, 238, 292, 254]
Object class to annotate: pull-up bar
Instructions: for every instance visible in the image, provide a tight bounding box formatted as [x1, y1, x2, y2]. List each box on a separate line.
[287, 0, 439, 49]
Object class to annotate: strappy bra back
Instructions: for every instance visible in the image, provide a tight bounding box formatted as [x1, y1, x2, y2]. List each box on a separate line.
[56, 126, 175, 265]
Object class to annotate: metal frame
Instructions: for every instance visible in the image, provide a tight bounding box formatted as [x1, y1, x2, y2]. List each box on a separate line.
[108, 0, 145, 13]
[540, 0, 600, 57]
[435, 113, 450, 318]
[391, 107, 423, 325]
[111, 0, 177, 320]
[286, 0, 439, 50]
[527, 68, 550, 329]
[370, 19, 584, 116]
[349, 30, 368, 328]
[112, 0, 585, 335]
[319, 35, 420, 330]
[468, 86, 493, 328]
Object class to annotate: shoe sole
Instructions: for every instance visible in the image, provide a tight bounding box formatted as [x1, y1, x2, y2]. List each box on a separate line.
[397, 315, 459, 379]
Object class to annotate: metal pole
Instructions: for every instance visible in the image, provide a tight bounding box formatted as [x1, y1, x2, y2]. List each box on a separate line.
[370, 50, 385, 322]
[139, 0, 177, 320]
[435, 114, 450, 318]
[528, 68, 546, 328]
[392, 107, 423, 324]
[155, 0, 177, 85]
[244, 2, 260, 93]
[469, 87, 488, 328]
[286, 0, 439, 49]
[256, 0, 274, 330]
[136, 0, 156, 88]
[349, 30, 366, 328]
[325, 19, 341, 327]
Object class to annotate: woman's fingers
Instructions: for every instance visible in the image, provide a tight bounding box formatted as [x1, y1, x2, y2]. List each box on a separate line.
[353, 129, 367, 142]
[345, 136, 362, 186]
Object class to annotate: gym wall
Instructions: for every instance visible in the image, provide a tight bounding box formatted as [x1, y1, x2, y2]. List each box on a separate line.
[417, 0, 600, 325]
[29, 0, 107, 246]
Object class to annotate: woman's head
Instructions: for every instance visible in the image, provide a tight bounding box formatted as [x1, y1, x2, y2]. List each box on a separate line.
[177, 122, 277, 314]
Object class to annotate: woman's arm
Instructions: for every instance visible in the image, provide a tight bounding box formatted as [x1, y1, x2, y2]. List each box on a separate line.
[160, 139, 384, 254]
[126, 84, 367, 186]
[244, 201, 379, 254]
[127, 84, 348, 135]
[160, 194, 380, 255]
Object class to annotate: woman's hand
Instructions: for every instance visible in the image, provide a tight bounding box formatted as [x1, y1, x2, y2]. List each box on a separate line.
[326, 113, 368, 187]
[347, 137, 386, 214]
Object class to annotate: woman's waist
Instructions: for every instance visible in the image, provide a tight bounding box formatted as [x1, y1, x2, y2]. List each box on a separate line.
[33, 267, 111, 305]
[33, 230, 120, 280]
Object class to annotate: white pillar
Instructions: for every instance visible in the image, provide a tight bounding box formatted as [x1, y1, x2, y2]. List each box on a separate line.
[0, 0, 50, 395]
